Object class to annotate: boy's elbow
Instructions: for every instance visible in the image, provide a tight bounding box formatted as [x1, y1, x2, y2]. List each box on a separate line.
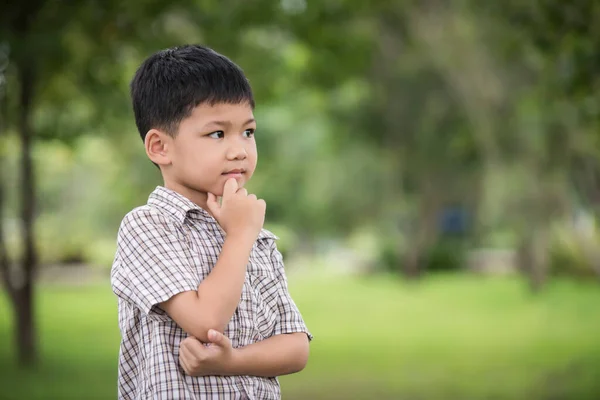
[160, 292, 212, 338]
[188, 316, 227, 342]
[293, 354, 308, 373]
[187, 328, 223, 343]
[291, 334, 310, 373]
[160, 292, 228, 340]
[186, 325, 210, 342]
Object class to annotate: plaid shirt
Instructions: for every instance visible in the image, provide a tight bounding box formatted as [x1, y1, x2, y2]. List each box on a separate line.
[111, 186, 312, 400]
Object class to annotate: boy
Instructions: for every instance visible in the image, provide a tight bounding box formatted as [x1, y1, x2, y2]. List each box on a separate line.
[110, 44, 312, 400]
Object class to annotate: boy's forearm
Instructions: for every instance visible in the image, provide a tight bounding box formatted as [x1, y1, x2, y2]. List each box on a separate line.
[196, 233, 255, 330]
[227, 333, 309, 377]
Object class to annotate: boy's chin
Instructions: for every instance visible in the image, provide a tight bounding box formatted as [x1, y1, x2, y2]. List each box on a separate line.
[220, 175, 247, 187]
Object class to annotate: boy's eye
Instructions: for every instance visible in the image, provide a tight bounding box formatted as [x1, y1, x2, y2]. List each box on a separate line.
[243, 129, 255, 138]
[208, 131, 224, 139]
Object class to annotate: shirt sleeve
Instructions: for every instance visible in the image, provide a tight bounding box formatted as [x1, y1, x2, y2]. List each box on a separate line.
[111, 208, 202, 322]
[270, 243, 313, 341]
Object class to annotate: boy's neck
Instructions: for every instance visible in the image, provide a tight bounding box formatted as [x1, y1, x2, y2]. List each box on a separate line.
[163, 180, 211, 215]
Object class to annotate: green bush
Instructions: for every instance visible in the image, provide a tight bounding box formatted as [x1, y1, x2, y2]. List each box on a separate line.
[378, 237, 402, 274]
[424, 237, 466, 273]
[376, 235, 466, 275]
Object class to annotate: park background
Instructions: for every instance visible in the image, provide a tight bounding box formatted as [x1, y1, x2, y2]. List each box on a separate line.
[1, 1, 600, 399]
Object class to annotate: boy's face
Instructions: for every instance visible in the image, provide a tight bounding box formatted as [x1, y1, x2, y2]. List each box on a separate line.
[151, 102, 257, 198]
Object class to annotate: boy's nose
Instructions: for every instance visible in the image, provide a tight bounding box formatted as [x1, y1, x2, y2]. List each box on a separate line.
[226, 146, 248, 160]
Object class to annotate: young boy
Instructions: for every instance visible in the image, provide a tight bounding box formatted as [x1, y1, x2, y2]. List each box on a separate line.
[110, 44, 312, 400]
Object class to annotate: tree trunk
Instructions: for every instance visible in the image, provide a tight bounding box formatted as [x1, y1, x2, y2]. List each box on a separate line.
[518, 224, 550, 293]
[0, 58, 13, 301]
[528, 228, 549, 292]
[14, 283, 36, 365]
[15, 59, 38, 367]
[403, 245, 423, 278]
[402, 181, 441, 278]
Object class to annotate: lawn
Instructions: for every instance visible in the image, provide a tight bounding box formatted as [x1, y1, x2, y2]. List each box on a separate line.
[1, 273, 599, 399]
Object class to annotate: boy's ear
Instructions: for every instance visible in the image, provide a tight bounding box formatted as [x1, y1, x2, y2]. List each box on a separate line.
[145, 129, 172, 166]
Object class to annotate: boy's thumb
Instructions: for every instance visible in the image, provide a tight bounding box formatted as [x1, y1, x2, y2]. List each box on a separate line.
[208, 329, 223, 345]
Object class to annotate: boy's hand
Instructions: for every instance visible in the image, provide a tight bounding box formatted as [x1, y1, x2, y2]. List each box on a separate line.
[207, 178, 266, 240]
[179, 329, 237, 376]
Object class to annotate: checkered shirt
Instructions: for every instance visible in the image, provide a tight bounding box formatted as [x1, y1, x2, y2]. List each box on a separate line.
[110, 186, 312, 399]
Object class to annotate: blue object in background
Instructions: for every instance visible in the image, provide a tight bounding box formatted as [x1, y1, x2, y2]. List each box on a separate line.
[439, 206, 470, 235]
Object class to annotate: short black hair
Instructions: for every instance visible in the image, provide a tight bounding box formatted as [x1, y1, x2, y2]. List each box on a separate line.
[130, 44, 255, 141]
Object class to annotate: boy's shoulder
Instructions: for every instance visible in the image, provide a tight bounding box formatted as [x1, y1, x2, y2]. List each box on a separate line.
[116, 204, 185, 244]
[120, 204, 174, 228]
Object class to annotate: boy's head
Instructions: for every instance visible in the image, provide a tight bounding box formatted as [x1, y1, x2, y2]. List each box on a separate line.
[130, 44, 257, 198]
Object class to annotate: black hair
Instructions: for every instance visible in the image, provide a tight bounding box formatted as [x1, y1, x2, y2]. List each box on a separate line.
[130, 44, 255, 141]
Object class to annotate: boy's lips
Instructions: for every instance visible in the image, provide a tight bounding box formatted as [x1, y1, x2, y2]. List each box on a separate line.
[222, 169, 245, 178]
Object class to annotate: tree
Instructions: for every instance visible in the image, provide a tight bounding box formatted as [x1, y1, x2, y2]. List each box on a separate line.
[0, 0, 199, 366]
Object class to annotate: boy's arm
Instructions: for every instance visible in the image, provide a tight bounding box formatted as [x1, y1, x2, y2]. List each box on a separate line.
[159, 233, 254, 342]
[179, 331, 309, 377]
[159, 179, 266, 342]
[179, 241, 312, 377]
[231, 332, 309, 376]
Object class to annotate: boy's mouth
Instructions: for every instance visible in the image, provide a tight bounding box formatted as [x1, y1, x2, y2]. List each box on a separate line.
[222, 168, 245, 178]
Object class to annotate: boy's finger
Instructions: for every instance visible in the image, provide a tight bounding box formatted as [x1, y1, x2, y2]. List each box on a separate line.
[185, 337, 208, 361]
[179, 346, 192, 373]
[179, 354, 190, 374]
[206, 193, 220, 217]
[222, 178, 238, 199]
[208, 329, 221, 343]
[208, 329, 232, 348]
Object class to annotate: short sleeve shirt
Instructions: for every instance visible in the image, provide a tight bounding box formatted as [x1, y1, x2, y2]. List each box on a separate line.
[110, 186, 312, 400]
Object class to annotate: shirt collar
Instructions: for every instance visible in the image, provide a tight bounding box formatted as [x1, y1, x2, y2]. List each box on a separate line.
[148, 186, 215, 225]
[147, 186, 279, 240]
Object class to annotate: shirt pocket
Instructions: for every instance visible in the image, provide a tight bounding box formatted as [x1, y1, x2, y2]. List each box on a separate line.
[240, 269, 281, 341]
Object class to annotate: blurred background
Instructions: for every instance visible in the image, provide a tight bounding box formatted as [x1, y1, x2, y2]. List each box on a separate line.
[1, 0, 600, 399]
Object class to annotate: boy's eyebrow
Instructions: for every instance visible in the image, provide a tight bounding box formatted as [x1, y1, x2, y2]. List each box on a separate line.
[203, 118, 256, 129]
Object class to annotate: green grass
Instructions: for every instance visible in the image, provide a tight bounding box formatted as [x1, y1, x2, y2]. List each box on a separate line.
[1, 273, 600, 399]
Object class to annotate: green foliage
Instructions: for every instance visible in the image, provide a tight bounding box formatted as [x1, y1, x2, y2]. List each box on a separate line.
[377, 236, 467, 275]
[377, 236, 403, 274]
[1, 0, 600, 283]
[424, 238, 467, 273]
